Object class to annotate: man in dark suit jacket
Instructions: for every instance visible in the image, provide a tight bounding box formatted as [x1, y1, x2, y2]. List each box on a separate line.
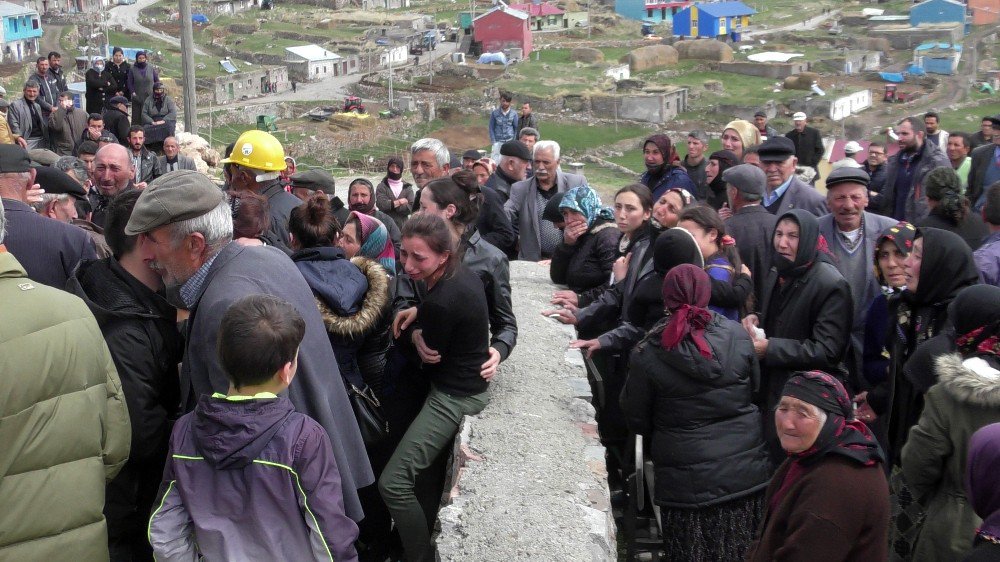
[503, 140, 586, 261]
[123, 170, 373, 523]
[0, 145, 96, 287]
[967, 115, 1000, 211]
[157, 136, 197, 173]
[759, 137, 827, 217]
[722, 164, 778, 307]
[785, 112, 825, 176]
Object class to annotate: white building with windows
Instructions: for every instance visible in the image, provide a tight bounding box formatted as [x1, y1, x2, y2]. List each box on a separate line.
[285, 44, 343, 80]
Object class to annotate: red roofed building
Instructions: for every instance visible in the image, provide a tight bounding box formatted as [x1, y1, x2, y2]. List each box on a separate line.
[510, 2, 567, 30]
[473, 3, 533, 56]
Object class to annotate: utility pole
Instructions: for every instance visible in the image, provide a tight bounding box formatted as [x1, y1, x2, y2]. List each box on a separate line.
[179, 0, 198, 134]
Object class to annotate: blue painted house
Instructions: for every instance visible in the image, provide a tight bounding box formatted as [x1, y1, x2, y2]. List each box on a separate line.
[910, 0, 969, 34]
[913, 42, 962, 75]
[0, 1, 41, 63]
[614, 0, 691, 24]
[672, 1, 755, 41]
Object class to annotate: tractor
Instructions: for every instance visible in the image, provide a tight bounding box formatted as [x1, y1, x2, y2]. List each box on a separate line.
[343, 96, 366, 114]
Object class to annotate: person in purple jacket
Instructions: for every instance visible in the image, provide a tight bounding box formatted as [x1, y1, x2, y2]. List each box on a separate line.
[148, 294, 359, 562]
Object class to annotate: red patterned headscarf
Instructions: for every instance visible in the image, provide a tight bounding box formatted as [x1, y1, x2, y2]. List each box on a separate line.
[660, 264, 713, 359]
[781, 371, 885, 467]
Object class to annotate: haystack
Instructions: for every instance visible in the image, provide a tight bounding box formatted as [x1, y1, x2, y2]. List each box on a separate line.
[623, 44, 678, 73]
[570, 47, 604, 63]
[674, 39, 734, 62]
[783, 71, 822, 90]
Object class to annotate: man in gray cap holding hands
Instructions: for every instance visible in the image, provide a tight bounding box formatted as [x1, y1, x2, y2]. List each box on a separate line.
[818, 166, 896, 379]
[125, 170, 373, 523]
[722, 163, 777, 306]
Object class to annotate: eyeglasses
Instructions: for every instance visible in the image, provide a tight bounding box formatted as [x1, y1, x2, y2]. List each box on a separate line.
[868, 151, 885, 157]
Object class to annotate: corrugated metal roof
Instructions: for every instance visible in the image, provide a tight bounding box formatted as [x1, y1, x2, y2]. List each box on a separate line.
[694, 1, 755, 18]
[474, 3, 530, 22]
[0, 1, 37, 17]
[509, 2, 564, 16]
[911, 0, 966, 11]
[285, 44, 342, 61]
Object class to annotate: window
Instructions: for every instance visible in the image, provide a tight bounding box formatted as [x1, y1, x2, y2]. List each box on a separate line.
[32, 18, 39, 30]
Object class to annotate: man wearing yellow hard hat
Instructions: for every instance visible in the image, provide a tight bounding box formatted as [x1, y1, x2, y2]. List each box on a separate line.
[221, 130, 302, 250]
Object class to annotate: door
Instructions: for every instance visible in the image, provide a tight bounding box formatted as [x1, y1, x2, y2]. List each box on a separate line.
[227, 82, 234, 100]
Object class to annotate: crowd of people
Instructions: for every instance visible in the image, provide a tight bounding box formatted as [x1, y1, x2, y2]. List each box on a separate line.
[3, 81, 1000, 562]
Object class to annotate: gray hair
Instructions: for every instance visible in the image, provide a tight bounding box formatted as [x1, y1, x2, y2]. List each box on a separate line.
[532, 140, 560, 160]
[30, 192, 73, 213]
[0, 197, 5, 244]
[410, 138, 449, 167]
[54, 156, 88, 182]
[168, 199, 233, 254]
[518, 127, 539, 141]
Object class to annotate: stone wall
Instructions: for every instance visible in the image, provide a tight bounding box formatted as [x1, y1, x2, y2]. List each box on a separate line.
[436, 261, 615, 561]
[718, 61, 810, 79]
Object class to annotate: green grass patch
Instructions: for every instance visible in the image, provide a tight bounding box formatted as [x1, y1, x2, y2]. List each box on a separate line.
[938, 101, 1000, 133]
[580, 165, 643, 202]
[542, 121, 655, 155]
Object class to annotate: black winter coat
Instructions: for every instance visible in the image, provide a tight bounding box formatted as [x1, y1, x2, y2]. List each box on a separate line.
[758, 260, 853, 461]
[395, 229, 516, 360]
[292, 248, 393, 397]
[102, 106, 131, 147]
[66, 257, 182, 544]
[549, 220, 619, 294]
[623, 314, 770, 507]
[85, 68, 117, 115]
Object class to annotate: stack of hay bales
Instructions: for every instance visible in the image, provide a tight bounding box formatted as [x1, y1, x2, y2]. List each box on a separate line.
[783, 71, 822, 90]
[854, 37, 891, 53]
[673, 39, 735, 62]
[622, 44, 678, 73]
[570, 47, 604, 63]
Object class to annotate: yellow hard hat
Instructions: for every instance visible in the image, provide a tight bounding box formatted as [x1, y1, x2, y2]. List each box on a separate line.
[220, 130, 286, 172]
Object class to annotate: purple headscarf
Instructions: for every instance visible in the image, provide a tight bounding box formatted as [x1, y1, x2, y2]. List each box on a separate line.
[967, 423, 1000, 540]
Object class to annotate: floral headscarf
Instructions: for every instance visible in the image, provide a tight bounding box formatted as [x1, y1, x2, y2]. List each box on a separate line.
[559, 184, 614, 228]
[349, 211, 395, 274]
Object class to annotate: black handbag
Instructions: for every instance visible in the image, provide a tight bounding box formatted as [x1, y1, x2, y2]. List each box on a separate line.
[348, 383, 389, 446]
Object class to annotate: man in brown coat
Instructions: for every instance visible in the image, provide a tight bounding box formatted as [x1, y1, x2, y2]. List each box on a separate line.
[48, 92, 88, 156]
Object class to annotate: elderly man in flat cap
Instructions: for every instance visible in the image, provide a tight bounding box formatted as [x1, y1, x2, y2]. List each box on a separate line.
[0, 144, 96, 287]
[722, 164, 777, 307]
[818, 167, 897, 380]
[289, 168, 349, 226]
[125, 170, 373, 523]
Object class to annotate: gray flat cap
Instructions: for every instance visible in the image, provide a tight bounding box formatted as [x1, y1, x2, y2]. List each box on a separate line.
[825, 167, 871, 190]
[721, 164, 766, 197]
[125, 170, 225, 235]
[289, 169, 336, 196]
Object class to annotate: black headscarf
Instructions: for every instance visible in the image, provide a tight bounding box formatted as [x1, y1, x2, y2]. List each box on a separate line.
[772, 209, 832, 279]
[627, 228, 704, 329]
[953, 285, 1000, 357]
[707, 150, 739, 209]
[653, 227, 704, 274]
[908, 227, 980, 307]
[386, 156, 404, 182]
[781, 371, 885, 467]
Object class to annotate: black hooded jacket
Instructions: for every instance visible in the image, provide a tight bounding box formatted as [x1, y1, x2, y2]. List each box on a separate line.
[867, 227, 980, 465]
[66, 257, 182, 540]
[623, 314, 771, 507]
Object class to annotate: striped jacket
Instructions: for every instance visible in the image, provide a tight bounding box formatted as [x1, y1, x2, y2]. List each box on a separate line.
[148, 394, 359, 561]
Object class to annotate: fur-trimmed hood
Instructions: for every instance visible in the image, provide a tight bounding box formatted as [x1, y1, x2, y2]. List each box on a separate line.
[935, 353, 1000, 407]
[318, 256, 390, 340]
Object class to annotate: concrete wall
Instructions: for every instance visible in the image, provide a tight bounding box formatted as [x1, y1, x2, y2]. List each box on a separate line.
[213, 66, 289, 104]
[829, 89, 873, 121]
[873, 24, 964, 49]
[436, 261, 615, 561]
[718, 61, 809, 79]
[589, 91, 687, 124]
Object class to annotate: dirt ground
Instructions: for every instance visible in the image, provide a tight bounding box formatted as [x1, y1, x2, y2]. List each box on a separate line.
[426, 124, 491, 152]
